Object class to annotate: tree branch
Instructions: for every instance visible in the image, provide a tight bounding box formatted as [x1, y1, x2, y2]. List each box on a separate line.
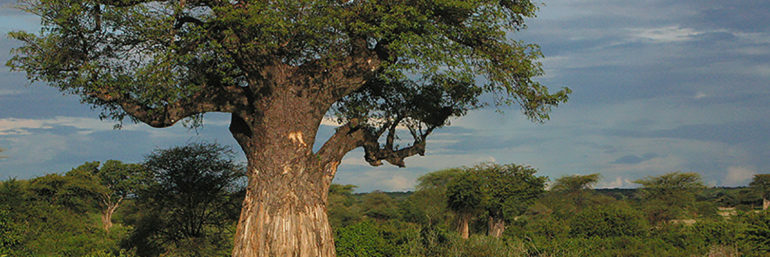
[362, 122, 436, 168]
[317, 116, 440, 171]
[316, 119, 368, 167]
[87, 81, 246, 127]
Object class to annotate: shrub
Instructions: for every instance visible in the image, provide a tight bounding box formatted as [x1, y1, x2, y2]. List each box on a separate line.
[739, 211, 770, 256]
[569, 205, 648, 238]
[335, 220, 389, 257]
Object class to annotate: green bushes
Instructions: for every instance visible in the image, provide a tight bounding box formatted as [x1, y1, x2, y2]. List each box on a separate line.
[738, 211, 770, 255]
[569, 204, 648, 238]
[0, 209, 23, 256]
[335, 221, 390, 257]
[3, 164, 770, 256]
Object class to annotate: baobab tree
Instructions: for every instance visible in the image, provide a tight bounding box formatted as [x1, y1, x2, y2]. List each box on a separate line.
[7, 0, 569, 256]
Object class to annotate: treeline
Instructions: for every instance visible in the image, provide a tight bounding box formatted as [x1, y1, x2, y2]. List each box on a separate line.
[1, 143, 769, 256]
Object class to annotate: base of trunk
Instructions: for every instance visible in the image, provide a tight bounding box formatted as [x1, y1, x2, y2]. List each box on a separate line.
[101, 213, 113, 232]
[487, 217, 505, 238]
[459, 214, 471, 239]
[232, 167, 335, 257]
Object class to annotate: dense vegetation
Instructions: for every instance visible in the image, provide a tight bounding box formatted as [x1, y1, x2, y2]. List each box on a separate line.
[1, 144, 769, 257]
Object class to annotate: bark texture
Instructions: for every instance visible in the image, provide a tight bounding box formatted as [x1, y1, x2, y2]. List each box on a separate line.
[227, 84, 341, 257]
[232, 164, 336, 257]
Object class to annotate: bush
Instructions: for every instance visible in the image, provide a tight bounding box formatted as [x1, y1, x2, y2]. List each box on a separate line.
[689, 220, 741, 247]
[454, 235, 526, 257]
[0, 209, 23, 256]
[335, 220, 389, 257]
[530, 236, 683, 257]
[738, 211, 770, 256]
[569, 205, 648, 238]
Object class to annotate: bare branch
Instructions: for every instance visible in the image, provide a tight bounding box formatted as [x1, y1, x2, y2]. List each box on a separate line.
[362, 122, 436, 168]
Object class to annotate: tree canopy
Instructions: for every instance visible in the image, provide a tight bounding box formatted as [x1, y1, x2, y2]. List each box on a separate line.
[551, 173, 600, 193]
[7, 0, 569, 167]
[634, 172, 705, 224]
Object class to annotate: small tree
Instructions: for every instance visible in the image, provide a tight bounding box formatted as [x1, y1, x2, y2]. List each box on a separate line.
[473, 163, 546, 238]
[551, 173, 600, 209]
[407, 168, 464, 227]
[28, 173, 95, 213]
[634, 172, 705, 224]
[67, 160, 145, 231]
[749, 174, 770, 210]
[141, 142, 244, 242]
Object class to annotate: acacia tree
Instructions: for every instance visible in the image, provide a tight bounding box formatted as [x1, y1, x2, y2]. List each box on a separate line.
[7, 0, 569, 255]
[634, 172, 705, 224]
[141, 143, 244, 243]
[67, 160, 145, 232]
[551, 173, 600, 209]
[474, 163, 545, 238]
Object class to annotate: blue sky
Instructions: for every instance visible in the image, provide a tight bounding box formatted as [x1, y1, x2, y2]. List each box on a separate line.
[1, 0, 768, 192]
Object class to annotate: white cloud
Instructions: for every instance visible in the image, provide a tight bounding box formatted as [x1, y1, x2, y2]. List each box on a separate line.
[0, 116, 126, 136]
[629, 26, 701, 43]
[724, 166, 756, 186]
[333, 167, 420, 192]
[384, 175, 413, 191]
[597, 176, 634, 188]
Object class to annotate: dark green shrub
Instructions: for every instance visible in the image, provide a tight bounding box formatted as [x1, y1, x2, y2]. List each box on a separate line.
[335, 220, 389, 257]
[0, 209, 23, 256]
[457, 235, 525, 257]
[689, 220, 740, 246]
[739, 211, 770, 256]
[570, 205, 648, 238]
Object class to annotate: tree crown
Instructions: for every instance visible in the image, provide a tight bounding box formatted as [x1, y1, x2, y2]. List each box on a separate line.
[7, 0, 569, 129]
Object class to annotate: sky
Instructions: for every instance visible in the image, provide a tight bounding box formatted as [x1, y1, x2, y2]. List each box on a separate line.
[1, 0, 768, 192]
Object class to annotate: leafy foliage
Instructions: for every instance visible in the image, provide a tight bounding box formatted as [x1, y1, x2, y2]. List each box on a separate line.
[335, 221, 389, 257]
[137, 142, 244, 242]
[634, 172, 705, 224]
[4, 162, 770, 256]
[569, 204, 649, 238]
[472, 163, 546, 223]
[446, 170, 484, 218]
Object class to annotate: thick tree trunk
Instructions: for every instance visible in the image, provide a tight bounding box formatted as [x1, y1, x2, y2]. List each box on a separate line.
[487, 216, 505, 238]
[231, 162, 335, 257]
[763, 197, 769, 211]
[228, 85, 340, 257]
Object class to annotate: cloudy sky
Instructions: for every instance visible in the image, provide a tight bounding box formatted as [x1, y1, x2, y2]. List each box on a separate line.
[1, 0, 768, 192]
